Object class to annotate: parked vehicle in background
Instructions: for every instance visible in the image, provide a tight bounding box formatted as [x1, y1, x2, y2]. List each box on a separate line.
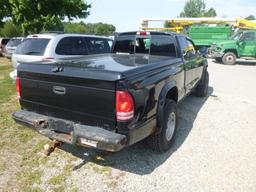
[0, 38, 10, 56]
[209, 30, 256, 65]
[10, 33, 113, 79]
[141, 18, 256, 56]
[13, 31, 209, 153]
[3, 37, 24, 58]
[188, 25, 233, 53]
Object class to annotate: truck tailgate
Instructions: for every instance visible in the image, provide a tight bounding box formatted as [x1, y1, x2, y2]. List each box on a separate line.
[18, 63, 119, 130]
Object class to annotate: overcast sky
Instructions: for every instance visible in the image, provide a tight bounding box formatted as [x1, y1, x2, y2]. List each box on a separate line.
[83, 0, 256, 32]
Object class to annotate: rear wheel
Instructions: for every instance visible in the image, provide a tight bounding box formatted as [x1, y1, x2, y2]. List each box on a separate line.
[195, 70, 209, 97]
[222, 52, 236, 65]
[148, 100, 177, 153]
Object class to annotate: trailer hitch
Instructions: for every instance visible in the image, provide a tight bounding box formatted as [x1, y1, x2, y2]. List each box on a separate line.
[43, 139, 63, 156]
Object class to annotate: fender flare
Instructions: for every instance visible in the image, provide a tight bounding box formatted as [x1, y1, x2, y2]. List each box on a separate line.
[156, 81, 177, 134]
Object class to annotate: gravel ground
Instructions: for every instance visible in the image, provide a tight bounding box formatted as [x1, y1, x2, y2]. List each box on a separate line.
[2, 59, 256, 191]
[56, 59, 256, 192]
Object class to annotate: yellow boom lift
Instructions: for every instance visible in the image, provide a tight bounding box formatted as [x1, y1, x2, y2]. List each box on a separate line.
[140, 17, 256, 33]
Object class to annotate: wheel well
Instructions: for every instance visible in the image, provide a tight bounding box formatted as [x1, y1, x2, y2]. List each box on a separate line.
[166, 87, 178, 103]
[224, 49, 238, 57]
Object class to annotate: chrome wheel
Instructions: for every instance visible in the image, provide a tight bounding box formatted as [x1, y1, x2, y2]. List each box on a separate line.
[165, 112, 176, 141]
[223, 52, 236, 65]
[226, 55, 234, 63]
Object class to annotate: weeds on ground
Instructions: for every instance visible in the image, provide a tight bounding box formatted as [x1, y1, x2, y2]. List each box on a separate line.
[0, 58, 117, 191]
[0, 58, 47, 191]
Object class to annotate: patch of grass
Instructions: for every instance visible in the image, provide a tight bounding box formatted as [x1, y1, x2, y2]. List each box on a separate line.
[0, 57, 11, 65]
[91, 164, 111, 175]
[0, 160, 6, 172]
[47, 164, 73, 185]
[52, 186, 65, 192]
[21, 186, 42, 192]
[0, 58, 74, 191]
[29, 187, 42, 192]
[70, 186, 78, 192]
[21, 154, 48, 168]
[17, 170, 43, 191]
[0, 69, 15, 104]
[105, 180, 118, 189]
[32, 139, 49, 154]
[0, 58, 48, 191]
[0, 140, 7, 150]
[48, 174, 67, 185]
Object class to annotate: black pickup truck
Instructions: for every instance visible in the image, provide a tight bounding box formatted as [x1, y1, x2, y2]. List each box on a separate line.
[13, 31, 209, 153]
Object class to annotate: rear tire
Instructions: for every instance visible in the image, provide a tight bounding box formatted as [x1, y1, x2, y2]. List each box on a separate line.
[222, 52, 236, 65]
[195, 71, 209, 97]
[148, 100, 177, 153]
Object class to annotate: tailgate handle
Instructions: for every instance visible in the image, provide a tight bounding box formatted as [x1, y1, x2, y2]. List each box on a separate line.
[53, 86, 66, 95]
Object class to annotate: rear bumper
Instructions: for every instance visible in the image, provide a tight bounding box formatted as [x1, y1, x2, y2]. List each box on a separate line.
[12, 110, 127, 152]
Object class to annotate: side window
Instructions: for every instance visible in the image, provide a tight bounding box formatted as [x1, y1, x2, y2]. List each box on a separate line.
[178, 36, 196, 59]
[85, 38, 111, 54]
[178, 36, 188, 53]
[55, 37, 88, 55]
[113, 35, 135, 54]
[241, 32, 255, 41]
[112, 35, 150, 54]
[186, 39, 196, 55]
[150, 36, 177, 57]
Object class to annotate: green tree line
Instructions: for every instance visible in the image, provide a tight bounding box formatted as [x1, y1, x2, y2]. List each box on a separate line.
[0, 21, 116, 37]
[0, 0, 115, 37]
[63, 22, 115, 36]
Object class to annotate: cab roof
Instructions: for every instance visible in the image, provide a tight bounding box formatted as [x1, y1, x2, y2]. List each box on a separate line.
[117, 31, 177, 36]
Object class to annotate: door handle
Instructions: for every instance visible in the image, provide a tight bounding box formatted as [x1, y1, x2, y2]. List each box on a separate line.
[53, 86, 66, 95]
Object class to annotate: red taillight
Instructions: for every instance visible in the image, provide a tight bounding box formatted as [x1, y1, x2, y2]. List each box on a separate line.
[116, 91, 134, 121]
[16, 77, 21, 98]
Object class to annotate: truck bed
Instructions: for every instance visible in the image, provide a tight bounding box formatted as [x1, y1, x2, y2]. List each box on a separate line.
[18, 54, 180, 131]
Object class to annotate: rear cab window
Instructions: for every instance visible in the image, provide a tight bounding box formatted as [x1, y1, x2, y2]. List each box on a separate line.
[15, 38, 50, 55]
[85, 37, 112, 54]
[113, 33, 177, 57]
[113, 35, 135, 54]
[150, 35, 177, 57]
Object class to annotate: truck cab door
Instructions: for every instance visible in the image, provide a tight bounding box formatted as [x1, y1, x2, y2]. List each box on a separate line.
[238, 31, 255, 57]
[177, 36, 200, 94]
[177, 36, 192, 93]
[185, 38, 204, 86]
